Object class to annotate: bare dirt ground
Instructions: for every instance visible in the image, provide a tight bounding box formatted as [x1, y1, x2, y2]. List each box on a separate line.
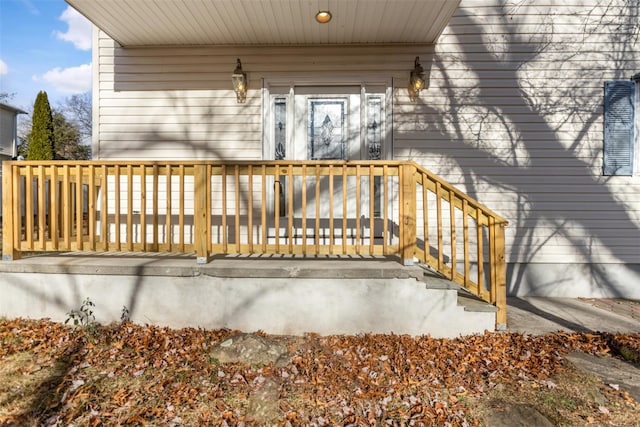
[1, 318, 639, 426]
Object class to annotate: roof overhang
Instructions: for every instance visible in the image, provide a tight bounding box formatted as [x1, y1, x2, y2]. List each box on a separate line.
[66, 0, 460, 47]
[0, 103, 28, 115]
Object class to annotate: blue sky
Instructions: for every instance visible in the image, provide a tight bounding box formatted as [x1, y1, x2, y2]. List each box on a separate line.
[0, 0, 92, 111]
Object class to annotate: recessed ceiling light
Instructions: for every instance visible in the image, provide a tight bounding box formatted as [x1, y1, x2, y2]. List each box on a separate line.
[315, 10, 332, 24]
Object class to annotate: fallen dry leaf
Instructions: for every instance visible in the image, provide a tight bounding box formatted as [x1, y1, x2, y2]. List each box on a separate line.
[1, 318, 639, 426]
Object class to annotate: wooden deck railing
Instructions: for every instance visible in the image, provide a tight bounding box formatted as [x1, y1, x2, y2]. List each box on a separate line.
[2, 160, 508, 326]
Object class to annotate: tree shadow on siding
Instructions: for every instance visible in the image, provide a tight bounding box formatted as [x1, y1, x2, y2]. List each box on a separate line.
[402, 2, 640, 297]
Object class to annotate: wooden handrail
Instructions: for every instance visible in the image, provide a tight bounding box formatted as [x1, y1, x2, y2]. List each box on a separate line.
[410, 161, 508, 328]
[2, 159, 507, 328]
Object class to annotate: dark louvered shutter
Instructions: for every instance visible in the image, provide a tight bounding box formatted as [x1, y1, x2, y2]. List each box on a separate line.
[604, 81, 635, 175]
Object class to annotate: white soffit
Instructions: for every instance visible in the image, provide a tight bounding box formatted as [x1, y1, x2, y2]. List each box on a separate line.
[66, 0, 460, 47]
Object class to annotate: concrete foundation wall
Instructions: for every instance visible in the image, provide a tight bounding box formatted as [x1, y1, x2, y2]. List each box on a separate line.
[507, 263, 640, 299]
[0, 272, 494, 338]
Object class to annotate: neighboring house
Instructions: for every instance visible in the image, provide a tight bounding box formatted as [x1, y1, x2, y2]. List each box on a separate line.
[67, 0, 640, 299]
[0, 103, 26, 217]
[0, 103, 25, 161]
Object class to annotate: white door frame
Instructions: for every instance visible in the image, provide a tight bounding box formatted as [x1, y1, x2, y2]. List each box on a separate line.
[262, 78, 393, 162]
[261, 78, 393, 227]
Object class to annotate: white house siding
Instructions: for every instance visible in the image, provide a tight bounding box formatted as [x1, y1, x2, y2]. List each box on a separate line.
[394, 0, 640, 297]
[95, 34, 425, 160]
[95, 0, 640, 298]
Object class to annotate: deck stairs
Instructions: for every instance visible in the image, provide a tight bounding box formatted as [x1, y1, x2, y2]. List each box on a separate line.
[417, 263, 498, 335]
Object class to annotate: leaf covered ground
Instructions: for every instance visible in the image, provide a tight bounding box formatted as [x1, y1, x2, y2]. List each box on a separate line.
[1, 318, 639, 426]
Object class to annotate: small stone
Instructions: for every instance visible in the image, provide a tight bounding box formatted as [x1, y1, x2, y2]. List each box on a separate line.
[247, 379, 280, 423]
[485, 402, 554, 427]
[588, 388, 608, 406]
[210, 333, 288, 366]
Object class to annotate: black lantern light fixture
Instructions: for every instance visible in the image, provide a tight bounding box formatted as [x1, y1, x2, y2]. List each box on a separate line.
[232, 58, 247, 103]
[409, 56, 426, 100]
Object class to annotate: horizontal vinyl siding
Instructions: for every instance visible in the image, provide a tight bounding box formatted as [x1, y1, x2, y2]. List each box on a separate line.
[96, 45, 261, 161]
[394, 0, 640, 264]
[96, 35, 424, 161]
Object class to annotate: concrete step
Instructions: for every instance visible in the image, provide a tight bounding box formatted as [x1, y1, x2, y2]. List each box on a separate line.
[421, 266, 498, 333]
[419, 265, 498, 314]
[458, 292, 498, 313]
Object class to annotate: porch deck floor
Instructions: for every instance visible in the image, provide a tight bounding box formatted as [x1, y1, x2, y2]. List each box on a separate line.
[0, 252, 425, 281]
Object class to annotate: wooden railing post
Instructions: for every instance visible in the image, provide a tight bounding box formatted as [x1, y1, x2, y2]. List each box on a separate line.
[194, 164, 209, 264]
[400, 163, 417, 265]
[493, 221, 507, 330]
[2, 162, 19, 260]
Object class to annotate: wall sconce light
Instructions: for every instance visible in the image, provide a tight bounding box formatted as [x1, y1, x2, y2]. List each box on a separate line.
[409, 56, 426, 100]
[232, 58, 247, 103]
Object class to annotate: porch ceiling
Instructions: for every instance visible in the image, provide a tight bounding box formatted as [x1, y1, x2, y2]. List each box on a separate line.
[65, 0, 460, 47]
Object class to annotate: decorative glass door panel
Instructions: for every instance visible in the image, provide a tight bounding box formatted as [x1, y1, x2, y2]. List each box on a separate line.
[308, 99, 347, 160]
[366, 95, 383, 161]
[274, 98, 287, 160]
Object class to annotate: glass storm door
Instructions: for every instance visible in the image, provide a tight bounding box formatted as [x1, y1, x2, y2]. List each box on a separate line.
[292, 88, 360, 230]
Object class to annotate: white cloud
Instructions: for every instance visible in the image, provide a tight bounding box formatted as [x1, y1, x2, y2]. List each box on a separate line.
[0, 59, 7, 75]
[54, 6, 92, 51]
[34, 63, 92, 94]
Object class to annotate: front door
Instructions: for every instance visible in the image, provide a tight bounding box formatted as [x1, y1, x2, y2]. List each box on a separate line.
[265, 84, 389, 245]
